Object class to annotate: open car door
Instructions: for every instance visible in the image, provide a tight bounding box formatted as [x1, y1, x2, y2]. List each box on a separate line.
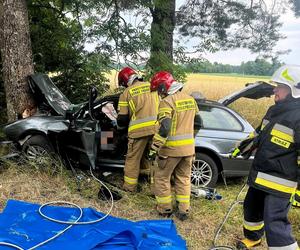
[218, 81, 274, 106]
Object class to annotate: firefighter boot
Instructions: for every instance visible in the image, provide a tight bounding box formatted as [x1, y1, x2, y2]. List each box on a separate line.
[236, 238, 262, 249]
[158, 208, 173, 218]
[175, 211, 189, 221]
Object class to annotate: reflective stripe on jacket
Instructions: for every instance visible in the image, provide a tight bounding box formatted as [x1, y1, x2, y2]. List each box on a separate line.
[117, 81, 159, 138]
[248, 99, 300, 198]
[152, 91, 199, 157]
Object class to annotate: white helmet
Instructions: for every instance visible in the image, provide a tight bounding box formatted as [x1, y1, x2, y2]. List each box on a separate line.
[271, 65, 300, 98]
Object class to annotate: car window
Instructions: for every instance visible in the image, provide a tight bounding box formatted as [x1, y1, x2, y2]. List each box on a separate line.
[199, 105, 242, 131]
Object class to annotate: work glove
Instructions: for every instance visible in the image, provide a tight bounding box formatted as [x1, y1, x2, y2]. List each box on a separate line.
[230, 147, 241, 158]
[146, 148, 157, 161]
[292, 190, 300, 207]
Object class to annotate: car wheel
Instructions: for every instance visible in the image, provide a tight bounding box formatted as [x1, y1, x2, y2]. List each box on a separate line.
[22, 135, 54, 160]
[191, 153, 218, 187]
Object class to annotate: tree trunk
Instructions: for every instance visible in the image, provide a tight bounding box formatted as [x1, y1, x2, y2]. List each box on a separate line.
[0, 0, 35, 122]
[148, 0, 175, 72]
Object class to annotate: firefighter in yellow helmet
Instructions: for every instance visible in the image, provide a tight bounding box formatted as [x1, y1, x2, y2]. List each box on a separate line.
[117, 67, 159, 192]
[233, 65, 300, 249]
[147, 71, 202, 221]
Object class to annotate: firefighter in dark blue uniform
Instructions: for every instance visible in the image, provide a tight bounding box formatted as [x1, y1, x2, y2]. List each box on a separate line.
[234, 65, 300, 249]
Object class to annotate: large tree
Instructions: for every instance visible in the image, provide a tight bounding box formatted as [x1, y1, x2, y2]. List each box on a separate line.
[0, 0, 35, 121]
[148, 0, 176, 72]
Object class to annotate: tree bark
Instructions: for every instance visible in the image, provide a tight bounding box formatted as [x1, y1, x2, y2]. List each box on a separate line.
[148, 0, 175, 72]
[0, 0, 35, 121]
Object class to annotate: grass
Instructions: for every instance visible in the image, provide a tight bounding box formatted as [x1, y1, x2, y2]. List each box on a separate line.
[0, 73, 299, 249]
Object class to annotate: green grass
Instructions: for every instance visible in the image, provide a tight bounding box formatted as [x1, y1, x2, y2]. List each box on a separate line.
[1, 162, 299, 249]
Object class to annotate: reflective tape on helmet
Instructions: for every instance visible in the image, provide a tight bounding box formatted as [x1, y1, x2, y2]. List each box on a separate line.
[243, 220, 264, 231]
[124, 176, 138, 185]
[282, 69, 295, 82]
[176, 195, 190, 203]
[255, 172, 297, 194]
[156, 195, 172, 204]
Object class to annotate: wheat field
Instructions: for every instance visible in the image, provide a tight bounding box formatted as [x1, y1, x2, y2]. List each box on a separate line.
[183, 73, 274, 128]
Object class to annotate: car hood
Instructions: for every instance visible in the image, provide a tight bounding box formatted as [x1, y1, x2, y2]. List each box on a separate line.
[28, 74, 72, 116]
[218, 81, 274, 106]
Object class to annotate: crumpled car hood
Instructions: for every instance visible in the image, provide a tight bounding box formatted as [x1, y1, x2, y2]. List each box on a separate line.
[28, 74, 72, 116]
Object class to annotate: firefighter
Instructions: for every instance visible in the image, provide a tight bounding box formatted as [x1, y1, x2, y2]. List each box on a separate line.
[234, 65, 300, 249]
[117, 67, 159, 192]
[147, 71, 202, 221]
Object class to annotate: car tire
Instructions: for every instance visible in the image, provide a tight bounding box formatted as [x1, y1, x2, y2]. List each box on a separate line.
[22, 135, 54, 160]
[191, 153, 218, 187]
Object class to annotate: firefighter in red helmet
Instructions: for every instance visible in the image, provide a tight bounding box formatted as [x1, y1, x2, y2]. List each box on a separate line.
[147, 71, 202, 220]
[117, 67, 159, 192]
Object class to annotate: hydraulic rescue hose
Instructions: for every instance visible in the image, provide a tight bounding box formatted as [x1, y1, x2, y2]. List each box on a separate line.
[0, 165, 114, 250]
[209, 182, 248, 250]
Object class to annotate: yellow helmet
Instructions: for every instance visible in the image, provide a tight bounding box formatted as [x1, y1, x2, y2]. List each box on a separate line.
[271, 65, 300, 98]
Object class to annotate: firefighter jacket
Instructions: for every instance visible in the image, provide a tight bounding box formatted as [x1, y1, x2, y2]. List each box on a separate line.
[151, 91, 199, 157]
[248, 98, 300, 199]
[117, 81, 159, 138]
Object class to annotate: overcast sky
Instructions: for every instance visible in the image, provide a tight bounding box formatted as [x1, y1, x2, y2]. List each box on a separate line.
[202, 11, 300, 65]
[87, 1, 300, 65]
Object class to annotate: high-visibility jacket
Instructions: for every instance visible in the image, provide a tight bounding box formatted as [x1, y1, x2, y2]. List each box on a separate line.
[117, 81, 159, 138]
[152, 91, 199, 157]
[248, 98, 300, 198]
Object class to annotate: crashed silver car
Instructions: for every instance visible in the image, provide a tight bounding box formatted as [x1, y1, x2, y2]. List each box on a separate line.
[4, 74, 274, 187]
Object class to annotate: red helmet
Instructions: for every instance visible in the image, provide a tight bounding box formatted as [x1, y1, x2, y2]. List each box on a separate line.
[150, 71, 175, 94]
[118, 67, 137, 87]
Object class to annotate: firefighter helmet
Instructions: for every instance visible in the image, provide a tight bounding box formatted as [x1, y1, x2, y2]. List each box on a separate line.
[118, 67, 138, 87]
[271, 65, 300, 98]
[150, 71, 175, 95]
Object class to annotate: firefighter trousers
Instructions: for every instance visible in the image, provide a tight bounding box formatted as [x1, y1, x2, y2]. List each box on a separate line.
[243, 187, 299, 249]
[154, 155, 193, 214]
[123, 135, 152, 192]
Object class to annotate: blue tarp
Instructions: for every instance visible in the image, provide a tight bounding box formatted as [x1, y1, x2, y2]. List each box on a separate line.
[0, 200, 186, 249]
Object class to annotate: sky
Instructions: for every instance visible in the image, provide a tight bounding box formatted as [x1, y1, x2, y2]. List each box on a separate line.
[86, 1, 300, 66]
[202, 11, 300, 65]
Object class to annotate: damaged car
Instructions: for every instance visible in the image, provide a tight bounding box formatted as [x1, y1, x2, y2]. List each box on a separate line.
[3, 74, 274, 187]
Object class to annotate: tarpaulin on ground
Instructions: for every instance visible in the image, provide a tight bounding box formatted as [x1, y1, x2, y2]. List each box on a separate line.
[0, 200, 186, 249]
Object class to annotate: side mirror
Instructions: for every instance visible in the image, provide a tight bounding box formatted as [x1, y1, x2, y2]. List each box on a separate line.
[89, 86, 98, 120]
